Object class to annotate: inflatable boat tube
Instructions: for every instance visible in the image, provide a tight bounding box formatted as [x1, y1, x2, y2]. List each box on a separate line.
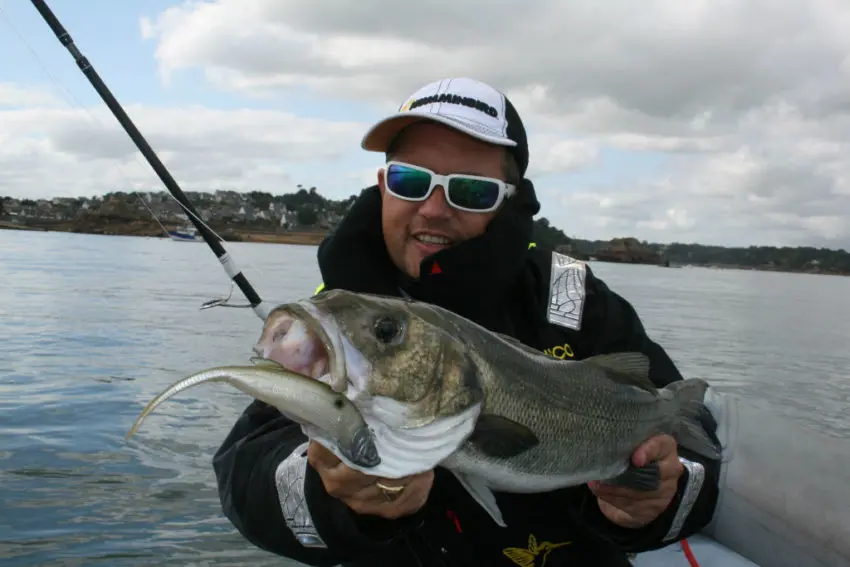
[634, 388, 850, 567]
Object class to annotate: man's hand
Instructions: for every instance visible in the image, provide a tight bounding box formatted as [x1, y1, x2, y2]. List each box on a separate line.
[307, 441, 433, 519]
[588, 434, 683, 529]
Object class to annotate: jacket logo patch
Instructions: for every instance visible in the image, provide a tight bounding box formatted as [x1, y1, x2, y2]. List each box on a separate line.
[547, 252, 586, 331]
[503, 533, 571, 567]
[543, 343, 575, 359]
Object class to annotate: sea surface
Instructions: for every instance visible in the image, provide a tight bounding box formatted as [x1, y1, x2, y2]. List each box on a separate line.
[1, 230, 848, 566]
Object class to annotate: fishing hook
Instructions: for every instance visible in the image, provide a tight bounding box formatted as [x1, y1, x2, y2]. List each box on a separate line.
[200, 282, 254, 310]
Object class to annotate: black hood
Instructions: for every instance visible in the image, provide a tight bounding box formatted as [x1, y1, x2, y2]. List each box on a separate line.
[316, 179, 541, 331]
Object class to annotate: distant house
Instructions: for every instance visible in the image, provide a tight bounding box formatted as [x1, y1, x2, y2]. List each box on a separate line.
[0, 187, 355, 233]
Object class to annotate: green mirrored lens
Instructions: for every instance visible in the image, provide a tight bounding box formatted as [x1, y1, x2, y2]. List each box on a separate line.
[386, 164, 432, 199]
[448, 178, 500, 210]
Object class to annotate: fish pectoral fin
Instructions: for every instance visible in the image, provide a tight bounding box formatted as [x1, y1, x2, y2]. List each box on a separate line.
[603, 461, 661, 491]
[583, 352, 655, 392]
[450, 471, 506, 528]
[468, 414, 540, 458]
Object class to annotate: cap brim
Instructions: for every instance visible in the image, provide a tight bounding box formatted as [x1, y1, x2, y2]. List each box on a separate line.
[361, 111, 517, 153]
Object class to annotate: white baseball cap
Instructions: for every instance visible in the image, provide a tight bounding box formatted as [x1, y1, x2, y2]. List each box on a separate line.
[361, 77, 529, 176]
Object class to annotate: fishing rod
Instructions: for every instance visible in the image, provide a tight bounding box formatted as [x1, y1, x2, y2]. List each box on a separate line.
[29, 0, 269, 321]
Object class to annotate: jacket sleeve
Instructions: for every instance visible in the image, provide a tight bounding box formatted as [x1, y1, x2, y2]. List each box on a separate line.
[573, 267, 722, 552]
[212, 399, 426, 565]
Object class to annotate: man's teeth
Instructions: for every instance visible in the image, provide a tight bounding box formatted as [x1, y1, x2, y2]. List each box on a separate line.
[416, 234, 451, 245]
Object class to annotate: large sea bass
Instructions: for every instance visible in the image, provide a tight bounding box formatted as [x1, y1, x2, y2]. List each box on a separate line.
[128, 289, 721, 527]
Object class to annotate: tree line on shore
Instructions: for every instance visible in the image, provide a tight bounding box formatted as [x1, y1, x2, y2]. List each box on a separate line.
[3, 188, 849, 275]
[532, 217, 849, 274]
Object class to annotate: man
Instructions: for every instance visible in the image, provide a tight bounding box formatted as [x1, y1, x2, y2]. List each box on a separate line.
[213, 77, 721, 566]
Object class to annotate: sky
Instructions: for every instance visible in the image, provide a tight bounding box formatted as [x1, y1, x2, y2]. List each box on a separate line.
[1, 0, 849, 249]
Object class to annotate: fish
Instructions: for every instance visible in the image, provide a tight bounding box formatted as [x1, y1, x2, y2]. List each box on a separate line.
[126, 362, 381, 469]
[128, 288, 721, 528]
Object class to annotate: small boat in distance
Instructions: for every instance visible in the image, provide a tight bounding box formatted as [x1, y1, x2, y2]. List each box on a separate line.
[168, 225, 201, 242]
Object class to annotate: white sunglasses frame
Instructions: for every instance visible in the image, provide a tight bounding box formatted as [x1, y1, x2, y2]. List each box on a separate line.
[382, 160, 516, 213]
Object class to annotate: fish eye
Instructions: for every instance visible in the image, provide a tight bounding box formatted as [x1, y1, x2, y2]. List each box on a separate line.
[373, 316, 402, 343]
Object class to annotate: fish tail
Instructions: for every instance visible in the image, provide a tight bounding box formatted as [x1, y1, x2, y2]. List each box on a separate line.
[666, 378, 722, 461]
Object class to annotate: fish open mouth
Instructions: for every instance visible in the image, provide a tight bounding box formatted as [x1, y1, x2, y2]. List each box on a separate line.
[253, 301, 347, 393]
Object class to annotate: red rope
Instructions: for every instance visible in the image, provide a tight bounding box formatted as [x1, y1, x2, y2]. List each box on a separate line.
[681, 538, 700, 567]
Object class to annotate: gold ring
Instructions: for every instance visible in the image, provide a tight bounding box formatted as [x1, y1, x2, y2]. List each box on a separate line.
[375, 481, 405, 502]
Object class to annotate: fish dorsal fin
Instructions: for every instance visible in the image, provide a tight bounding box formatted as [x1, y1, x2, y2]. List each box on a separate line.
[583, 352, 656, 392]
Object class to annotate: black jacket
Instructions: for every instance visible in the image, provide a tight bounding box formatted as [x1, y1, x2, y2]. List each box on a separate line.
[213, 182, 721, 567]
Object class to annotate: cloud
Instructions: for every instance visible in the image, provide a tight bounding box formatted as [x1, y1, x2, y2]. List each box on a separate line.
[558, 143, 850, 246]
[140, 0, 850, 117]
[0, 84, 369, 199]
[130, 0, 850, 248]
[0, 84, 60, 107]
[4, 0, 850, 249]
[527, 137, 600, 176]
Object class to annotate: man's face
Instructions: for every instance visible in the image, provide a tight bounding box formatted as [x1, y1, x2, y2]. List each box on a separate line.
[378, 122, 507, 278]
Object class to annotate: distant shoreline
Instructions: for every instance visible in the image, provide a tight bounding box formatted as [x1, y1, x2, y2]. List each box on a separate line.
[0, 219, 327, 246]
[3, 219, 847, 277]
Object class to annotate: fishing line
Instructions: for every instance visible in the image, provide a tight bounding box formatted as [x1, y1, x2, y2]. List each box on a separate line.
[4, 2, 272, 317]
[0, 2, 222, 240]
[0, 3, 211, 290]
[0, 5, 165, 230]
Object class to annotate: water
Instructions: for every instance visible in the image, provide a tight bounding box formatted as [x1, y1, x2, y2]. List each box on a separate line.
[1, 230, 848, 566]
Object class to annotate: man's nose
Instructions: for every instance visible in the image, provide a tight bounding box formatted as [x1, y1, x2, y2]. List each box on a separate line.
[418, 184, 452, 218]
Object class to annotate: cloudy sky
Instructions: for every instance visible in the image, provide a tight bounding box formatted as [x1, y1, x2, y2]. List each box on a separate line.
[2, 0, 849, 248]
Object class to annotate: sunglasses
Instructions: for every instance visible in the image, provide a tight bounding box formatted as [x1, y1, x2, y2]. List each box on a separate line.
[382, 161, 516, 213]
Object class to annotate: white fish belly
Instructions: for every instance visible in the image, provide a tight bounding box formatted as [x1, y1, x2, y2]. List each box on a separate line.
[304, 399, 482, 479]
[443, 450, 630, 493]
